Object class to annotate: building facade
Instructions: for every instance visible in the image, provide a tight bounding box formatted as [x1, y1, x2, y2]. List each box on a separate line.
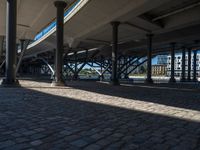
[167, 53, 200, 77]
[152, 64, 167, 76]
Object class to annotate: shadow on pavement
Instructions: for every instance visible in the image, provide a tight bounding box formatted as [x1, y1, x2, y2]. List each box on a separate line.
[0, 85, 200, 149]
[66, 81, 200, 112]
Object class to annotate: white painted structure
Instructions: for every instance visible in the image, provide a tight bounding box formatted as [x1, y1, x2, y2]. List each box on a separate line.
[167, 53, 200, 77]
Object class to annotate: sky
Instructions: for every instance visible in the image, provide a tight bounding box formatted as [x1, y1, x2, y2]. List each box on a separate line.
[152, 57, 157, 65]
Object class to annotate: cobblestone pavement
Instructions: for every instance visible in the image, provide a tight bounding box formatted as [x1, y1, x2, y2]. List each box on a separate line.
[0, 80, 200, 150]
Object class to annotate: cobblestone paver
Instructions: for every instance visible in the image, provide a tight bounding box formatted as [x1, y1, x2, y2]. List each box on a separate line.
[0, 80, 200, 149]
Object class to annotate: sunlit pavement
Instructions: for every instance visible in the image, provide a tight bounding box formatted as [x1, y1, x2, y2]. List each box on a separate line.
[0, 80, 200, 149]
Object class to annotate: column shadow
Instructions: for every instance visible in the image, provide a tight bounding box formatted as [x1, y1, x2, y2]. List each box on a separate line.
[65, 81, 200, 112]
[0, 86, 200, 149]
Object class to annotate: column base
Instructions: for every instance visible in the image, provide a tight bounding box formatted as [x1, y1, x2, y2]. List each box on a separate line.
[99, 75, 104, 81]
[1, 78, 20, 87]
[73, 74, 79, 80]
[187, 78, 192, 82]
[124, 75, 129, 79]
[145, 78, 154, 84]
[180, 78, 186, 82]
[110, 80, 120, 86]
[51, 80, 65, 86]
[168, 78, 176, 83]
[193, 78, 198, 82]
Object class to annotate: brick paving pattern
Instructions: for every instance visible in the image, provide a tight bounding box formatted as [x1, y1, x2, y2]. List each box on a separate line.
[0, 80, 200, 149]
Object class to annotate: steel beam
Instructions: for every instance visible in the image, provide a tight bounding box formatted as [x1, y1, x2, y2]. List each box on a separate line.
[119, 57, 142, 75]
[37, 57, 55, 77]
[125, 58, 148, 77]
[119, 56, 143, 76]
[16, 39, 30, 76]
[0, 59, 5, 69]
[119, 57, 135, 73]
[66, 63, 75, 74]
[87, 63, 101, 76]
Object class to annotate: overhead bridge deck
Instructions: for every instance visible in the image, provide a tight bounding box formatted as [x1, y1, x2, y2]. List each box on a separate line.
[24, 0, 200, 57]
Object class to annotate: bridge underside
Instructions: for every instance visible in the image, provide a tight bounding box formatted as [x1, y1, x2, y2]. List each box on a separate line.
[0, 0, 200, 85]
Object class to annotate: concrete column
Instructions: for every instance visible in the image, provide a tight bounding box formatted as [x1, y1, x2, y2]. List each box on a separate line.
[187, 48, 192, 81]
[181, 47, 186, 82]
[145, 34, 154, 84]
[52, 1, 67, 86]
[193, 50, 198, 82]
[111, 21, 120, 85]
[2, 0, 18, 85]
[169, 43, 176, 83]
